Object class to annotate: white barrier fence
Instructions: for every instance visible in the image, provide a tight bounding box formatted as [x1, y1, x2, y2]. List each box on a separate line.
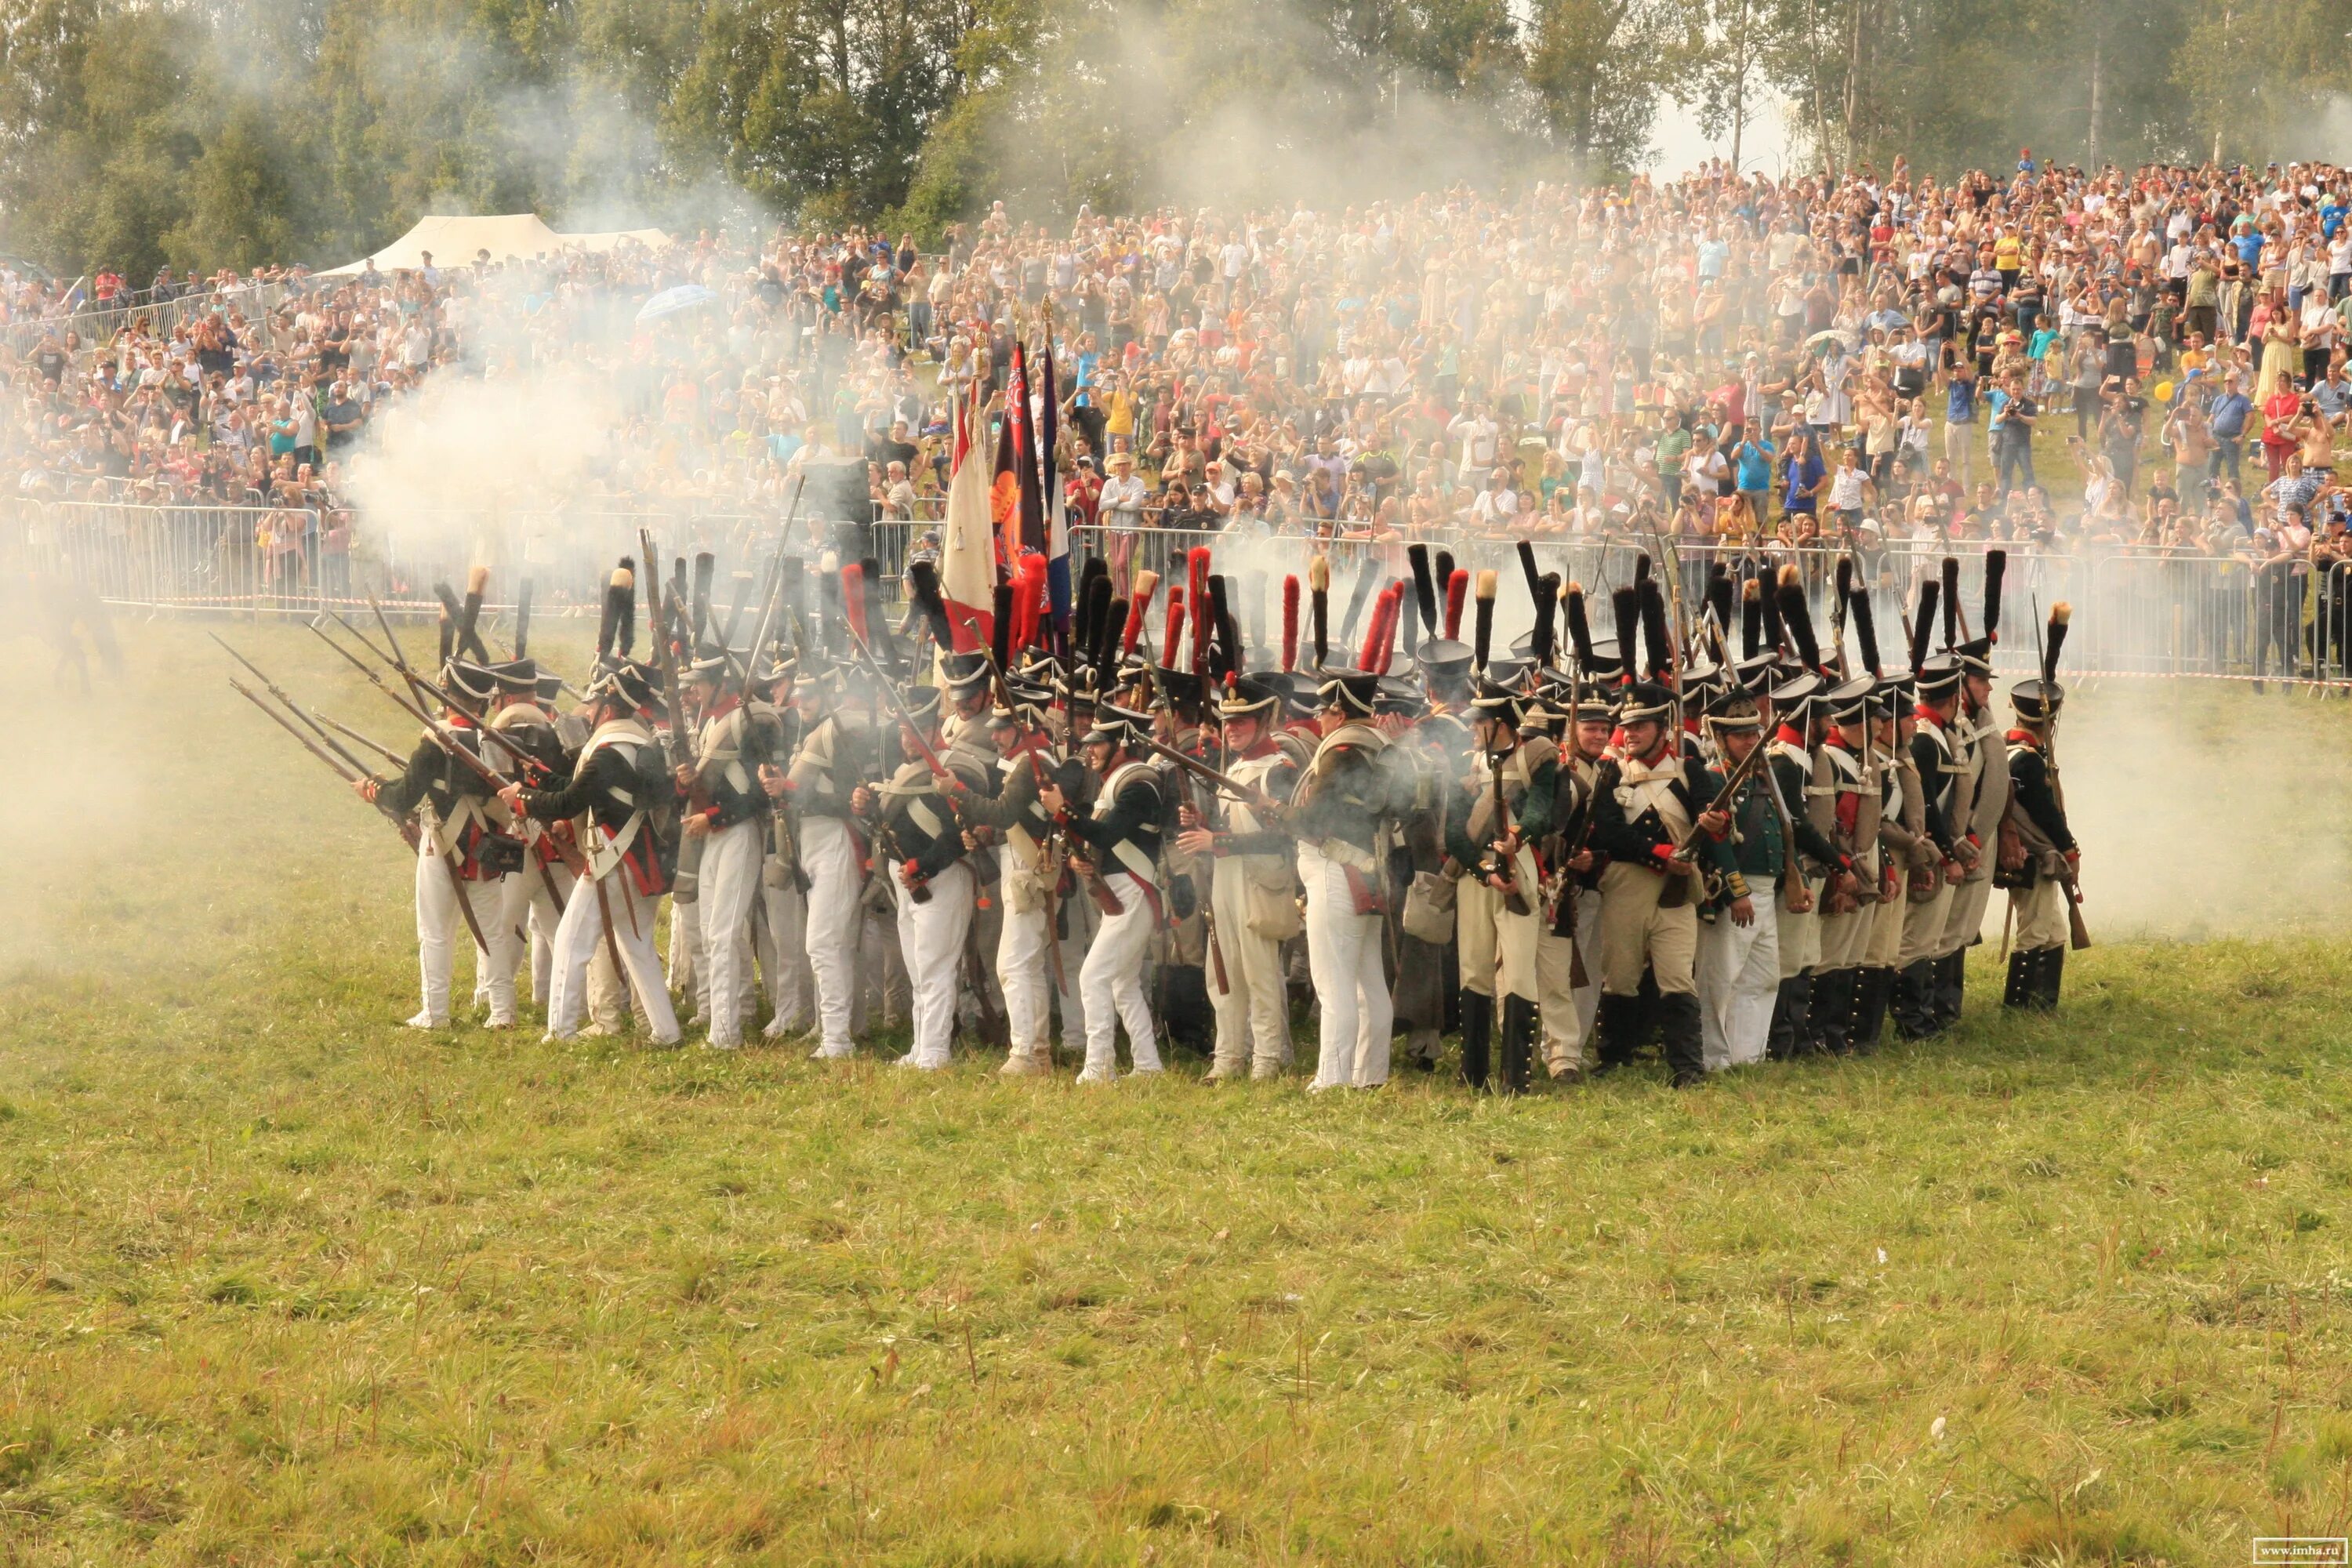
[9, 498, 2351, 687]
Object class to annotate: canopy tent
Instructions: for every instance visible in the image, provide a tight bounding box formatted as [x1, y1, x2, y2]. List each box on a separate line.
[320, 215, 673, 276]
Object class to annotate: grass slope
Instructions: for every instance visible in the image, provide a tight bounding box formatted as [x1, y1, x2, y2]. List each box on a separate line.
[1, 623, 2349, 1566]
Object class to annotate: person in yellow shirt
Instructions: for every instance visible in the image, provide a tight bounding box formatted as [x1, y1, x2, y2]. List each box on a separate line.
[1993, 231, 2024, 292]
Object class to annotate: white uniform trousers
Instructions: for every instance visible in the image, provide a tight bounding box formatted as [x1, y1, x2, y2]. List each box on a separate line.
[1696, 896, 1780, 1069]
[1298, 842, 1391, 1090]
[684, 817, 763, 1047]
[666, 889, 701, 1015]
[854, 904, 910, 1035]
[2011, 877, 2070, 950]
[1899, 877, 1956, 966]
[1544, 885, 1604, 1074]
[521, 858, 575, 1007]
[1078, 870, 1162, 1080]
[1937, 874, 1994, 960]
[412, 844, 518, 1027]
[753, 878, 815, 1036]
[544, 867, 681, 1044]
[1207, 860, 1292, 1078]
[1816, 906, 1874, 971]
[799, 815, 865, 1057]
[1777, 877, 1824, 978]
[996, 844, 1091, 1065]
[1866, 886, 1907, 968]
[895, 861, 975, 1068]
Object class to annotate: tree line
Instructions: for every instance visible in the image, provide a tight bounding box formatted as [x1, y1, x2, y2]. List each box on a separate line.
[0, 0, 2345, 280]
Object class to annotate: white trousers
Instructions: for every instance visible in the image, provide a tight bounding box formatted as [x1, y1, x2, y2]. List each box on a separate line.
[1298, 843, 1391, 1090]
[413, 844, 517, 1027]
[996, 845, 1091, 1062]
[1207, 862, 1292, 1076]
[800, 816, 864, 1055]
[753, 877, 815, 1035]
[544, 867, 681, 1044]
[1696, 896, 1780, 1070]
[895, 861, 975, 1067]
[1549, 884, 1604, 1072]
[667, 884, 700, 1011]
[685, 818, 764, 1047]
[1078, 870, 1160, 1078]
[1938, 874, 1993, 960]
[521, 857, 575, 1006]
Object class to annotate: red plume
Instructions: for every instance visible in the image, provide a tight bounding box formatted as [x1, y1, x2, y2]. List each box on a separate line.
[1374, 583, 1406, 674]
[1444, 569, 1469, 640]
[1186, 546, 1211, 677]
[841, 562, 870, 649]
[1014, 553, 1048, 651]
[1280, 574, 1300, 673]
[1356, 581, 1401, 672]
[1161, 586, 1186, 667]
[1124, 568, 1157, 655]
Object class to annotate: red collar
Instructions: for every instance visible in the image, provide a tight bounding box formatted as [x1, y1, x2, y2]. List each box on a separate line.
[2005, 728, 2043, 747]
[705, 694, 741, 720]
[1235, 738, 1278, 760]
[1914, 703, 1950, 728]
[1773, 724, 1806, 746]
[448, 713, 477, 730]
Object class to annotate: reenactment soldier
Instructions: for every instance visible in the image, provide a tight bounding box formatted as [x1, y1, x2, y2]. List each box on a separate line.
[1176, 673, 1301, 1081]
[1936, 604, 2012, 1029]
[1893, 653, 1971, 1036]
[749, 650, 815, 1041]
[943, 677, 1087, 1076]
[1588, 679, 1737, 1087]
[676, 644, 775, 1050]
[1999, 605, 2080, 1008]
[1039, 702, 1167, 1083]
[481, 657, 575, 1012]
[1290, 669, 1399, 1091]
[785, 662, 882, 1059]
[1445, 675, 1555, 1093]
[496, 660, 683, 1047]
[1693, 688, 1780, 1069]
[868, 684, 991, 1069]
[359, 656, 528, 1030]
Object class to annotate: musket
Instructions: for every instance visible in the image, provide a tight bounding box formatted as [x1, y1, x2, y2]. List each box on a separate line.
[1475, 739, 1533, 917]
[1137, 732, 1286, 816]
[354, 601, 545, 780]
[274, 637, 497, 956]
[212, 631, 387, 783]
[636, 540, 696, 772]
[311, 708, 407, 769]
[310, 618, 588, 883]
[228, 677, 419, 850]
[837, 625, 946, 905]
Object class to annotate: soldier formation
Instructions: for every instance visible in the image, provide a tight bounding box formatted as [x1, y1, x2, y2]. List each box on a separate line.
[233, 535, 2086, 1091]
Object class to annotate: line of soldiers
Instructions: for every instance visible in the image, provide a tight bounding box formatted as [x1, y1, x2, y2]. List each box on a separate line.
[325, 536, 2083, 1090]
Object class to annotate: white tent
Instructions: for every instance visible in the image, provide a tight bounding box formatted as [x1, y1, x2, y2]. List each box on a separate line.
[319, 216, 674, 276]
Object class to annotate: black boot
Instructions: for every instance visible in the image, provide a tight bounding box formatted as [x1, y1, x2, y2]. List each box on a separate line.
[1659, 992, 1705, 1087]
[1458, 989, 1493, 1089]
[1499, 995, 1536, 1094]
[1850, 967, 1891, 1054]
[2003, 948, 2037, 1007]
[1933, 949, 1966, 1029]
[1810, 968, 1855, 1054]
[2034, 946, 2065, 1011]
[1893, 958, 1941, 1037]
[1594, 993, 1640, 1071]
[1769, 973, 1815, 1058]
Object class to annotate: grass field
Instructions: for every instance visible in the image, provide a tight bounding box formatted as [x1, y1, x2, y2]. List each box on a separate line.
[5, 621, 2352, 1566]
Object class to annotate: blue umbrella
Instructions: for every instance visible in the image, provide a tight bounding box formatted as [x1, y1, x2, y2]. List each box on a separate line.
[635, 283, 717, 323]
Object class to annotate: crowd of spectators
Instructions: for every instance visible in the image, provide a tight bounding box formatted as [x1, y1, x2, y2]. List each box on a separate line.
[11, 154, 2352, 600]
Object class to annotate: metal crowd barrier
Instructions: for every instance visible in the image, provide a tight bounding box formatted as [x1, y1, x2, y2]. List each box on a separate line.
[16, 493, 2352, 688]
[2, 280, 299, 359]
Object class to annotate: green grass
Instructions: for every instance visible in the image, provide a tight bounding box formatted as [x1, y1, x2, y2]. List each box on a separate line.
[4, 622, 2351, 1564]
